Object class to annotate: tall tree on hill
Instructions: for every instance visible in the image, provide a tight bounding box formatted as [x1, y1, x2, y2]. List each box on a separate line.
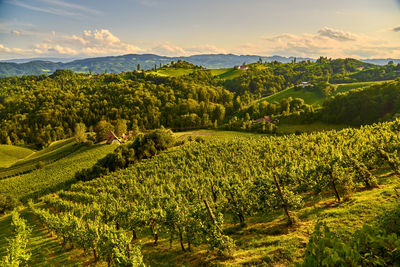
[74, 123, 87, 143]
[114, 120, 127, 138]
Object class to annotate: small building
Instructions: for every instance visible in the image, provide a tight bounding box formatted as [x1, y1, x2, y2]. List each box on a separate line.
[106, 131, 121, 145]
[256, 116, 271, 123]
[298, 81, 313, 88]
[234, 64, 249, 70]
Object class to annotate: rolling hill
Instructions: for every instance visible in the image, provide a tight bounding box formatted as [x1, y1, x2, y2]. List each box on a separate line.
[0, 145, 34, 169]
[257, 81, 387, 106]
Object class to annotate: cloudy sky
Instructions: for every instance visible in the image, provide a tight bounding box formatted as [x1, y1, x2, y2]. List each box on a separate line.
[0, 0, 399, 59]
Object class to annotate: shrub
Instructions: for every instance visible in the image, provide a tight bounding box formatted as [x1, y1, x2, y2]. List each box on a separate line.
[0, 195, 19, 214]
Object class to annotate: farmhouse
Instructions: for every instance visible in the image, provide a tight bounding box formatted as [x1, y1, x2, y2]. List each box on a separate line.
[256, 116, 271, 123]
[106, 131, 121, 144]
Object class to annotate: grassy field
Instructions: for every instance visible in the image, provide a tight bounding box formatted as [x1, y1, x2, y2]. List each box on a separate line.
[147, 68, 195, 77]
[258, 81, 386, 106]
[0, 141, 117, 202]
[174, 129, 267, 140]
[277, 122, 350, 134]
[174, 125, 350, 140]
[148, 67, 244, 80]
[0, 145, 34, 168]
[0, 139, 82, 180]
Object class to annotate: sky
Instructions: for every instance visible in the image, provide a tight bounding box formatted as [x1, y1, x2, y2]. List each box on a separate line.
[0, 0, 399, 59]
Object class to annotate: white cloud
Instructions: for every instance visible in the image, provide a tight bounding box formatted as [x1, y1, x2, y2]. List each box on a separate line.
[1, 27, 399, 59]
[10, 29, 21, 36]
[317, 27, 356, 41]
[242, 27, 400, 58]
[0, 44, 26, 54]
[33, 29, 143, 56]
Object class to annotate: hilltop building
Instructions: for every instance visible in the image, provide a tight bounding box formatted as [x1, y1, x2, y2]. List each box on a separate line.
[234, 64, 249, 70]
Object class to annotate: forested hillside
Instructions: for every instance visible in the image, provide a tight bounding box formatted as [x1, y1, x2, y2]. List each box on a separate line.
[1, 58, 400, 147]
[0, 70, 232, 147]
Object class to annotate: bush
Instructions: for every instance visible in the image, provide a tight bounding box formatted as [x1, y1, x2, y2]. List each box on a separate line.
[75, 128, 176, 182]
[301, 208, 400, 267]
[302, 223, 360, 267]
[0, 195, 19, 214]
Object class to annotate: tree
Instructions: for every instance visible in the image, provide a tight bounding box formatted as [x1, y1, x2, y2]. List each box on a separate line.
[95, 120, 114, 142]
[114, 120, 127, 138]
[74, 123, 87, 143]
[6, 136, 12, 145]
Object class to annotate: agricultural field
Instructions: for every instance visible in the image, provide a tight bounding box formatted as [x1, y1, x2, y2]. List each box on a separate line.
[0, 141, 117, 202]
[2, 121, 396, 266]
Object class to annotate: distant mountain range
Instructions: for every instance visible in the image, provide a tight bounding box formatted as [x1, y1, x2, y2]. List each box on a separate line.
[359, 59, 400, 65]
[0, 54, 312, 77]
[0, 53, 398, 77]
[0, 57, 80, 64]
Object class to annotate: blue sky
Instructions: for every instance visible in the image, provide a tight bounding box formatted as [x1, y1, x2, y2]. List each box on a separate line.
[0, 0, 399, 59]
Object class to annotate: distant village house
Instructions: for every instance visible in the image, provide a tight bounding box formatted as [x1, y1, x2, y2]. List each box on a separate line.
[234, 64, 249, 70]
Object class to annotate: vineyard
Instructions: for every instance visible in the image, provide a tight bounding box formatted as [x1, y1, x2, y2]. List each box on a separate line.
[21, 120, 400, 266]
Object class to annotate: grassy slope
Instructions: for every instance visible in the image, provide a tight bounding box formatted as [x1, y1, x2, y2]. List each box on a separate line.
[0, 139, 80, 179]
[0, 142, 117, 201]
[148, 68, 195, 77]
[259, 81, 386, 106]
[148, 67, 243, 80]
[0, 145, 34, 168]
